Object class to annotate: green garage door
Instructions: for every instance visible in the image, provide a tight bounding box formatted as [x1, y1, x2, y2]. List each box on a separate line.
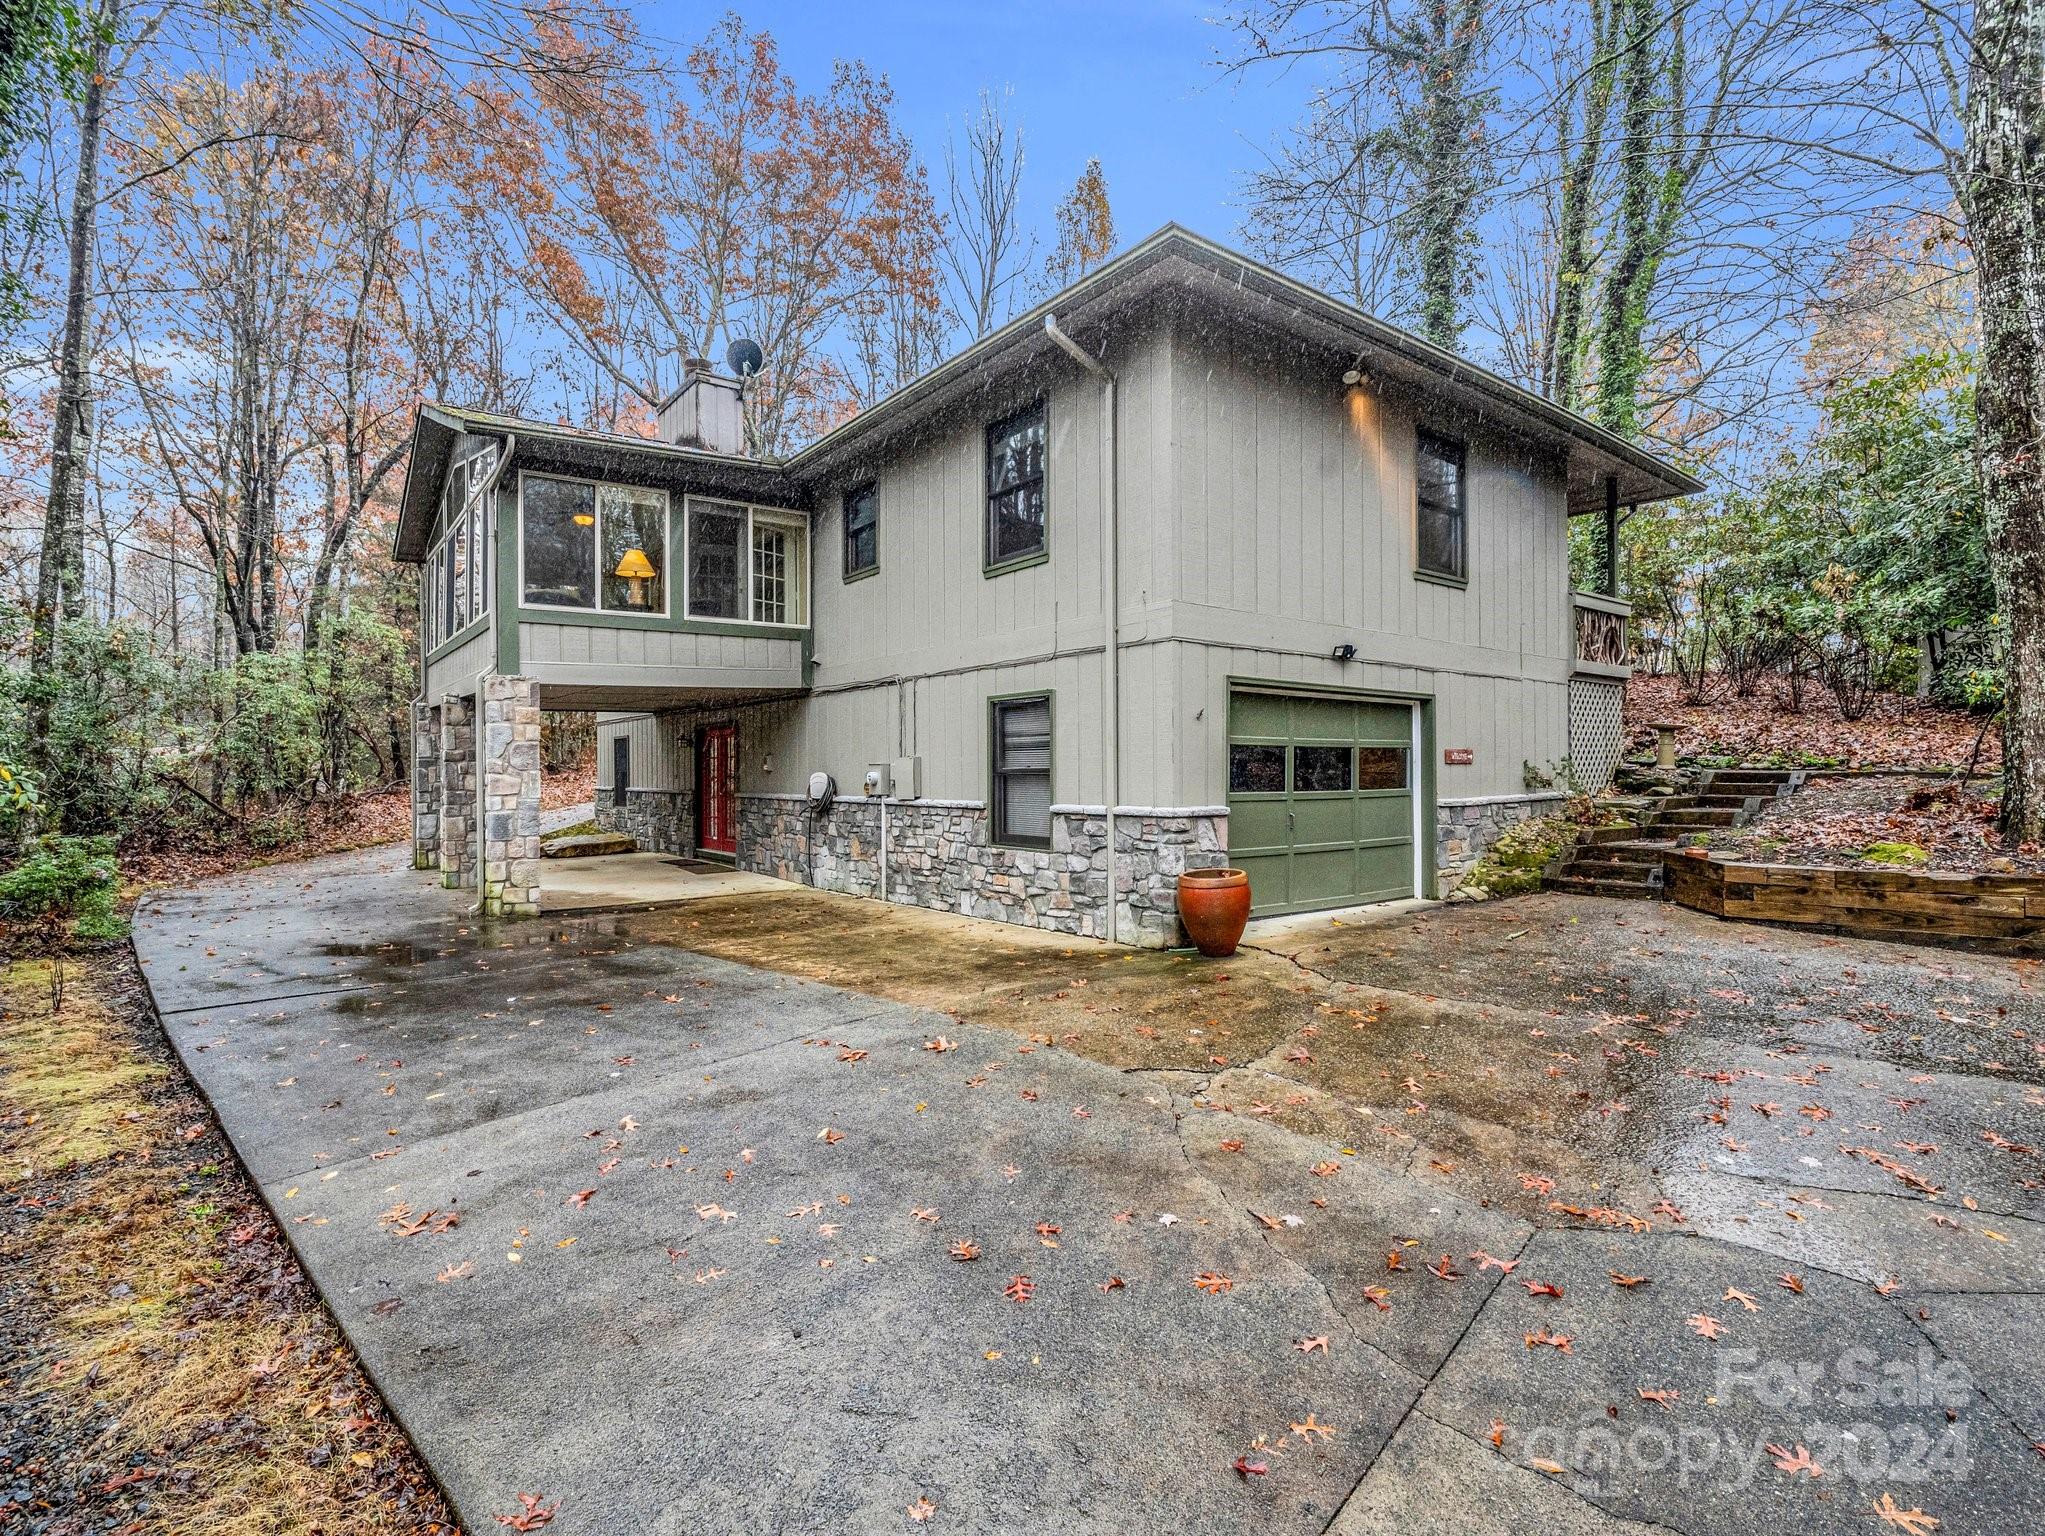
[1227, 691, 1417, 917]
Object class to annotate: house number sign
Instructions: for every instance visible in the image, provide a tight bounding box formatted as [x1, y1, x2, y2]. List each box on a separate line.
[1442, 748, 1475, 766]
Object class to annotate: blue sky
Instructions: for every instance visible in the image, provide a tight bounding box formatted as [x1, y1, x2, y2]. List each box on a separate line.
[643, 1, 1311, 251]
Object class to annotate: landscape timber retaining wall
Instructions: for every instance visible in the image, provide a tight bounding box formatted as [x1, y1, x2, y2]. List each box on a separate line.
[1663, 852, 2045, 951]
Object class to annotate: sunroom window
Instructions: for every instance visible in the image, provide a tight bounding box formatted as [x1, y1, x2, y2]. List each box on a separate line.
[687, 498, 808, 626]
[425, 449, 494, 649]
[521, 473, 668, 615]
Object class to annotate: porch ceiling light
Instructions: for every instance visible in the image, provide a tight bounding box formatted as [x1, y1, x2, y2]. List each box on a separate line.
[573, 511, 595, 526]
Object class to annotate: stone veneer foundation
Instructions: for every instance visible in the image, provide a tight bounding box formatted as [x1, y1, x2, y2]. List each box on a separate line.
[1434, 791, 1569, 893]
[411, 701, 441, 870]
[478, 676, 543, 916]
[437, 695, 475, 889]
[735, 795, 1227, 948]
[595, 784, 695, 854]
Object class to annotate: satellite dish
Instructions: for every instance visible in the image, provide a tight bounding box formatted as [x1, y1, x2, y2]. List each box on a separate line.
[725, 337, 764, 379]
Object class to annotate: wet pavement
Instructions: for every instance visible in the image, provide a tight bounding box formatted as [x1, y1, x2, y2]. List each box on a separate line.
[133, 852, 2045, 1535]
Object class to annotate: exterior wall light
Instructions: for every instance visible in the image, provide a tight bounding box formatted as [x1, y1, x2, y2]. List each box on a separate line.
[1331, 642, 1358, 662]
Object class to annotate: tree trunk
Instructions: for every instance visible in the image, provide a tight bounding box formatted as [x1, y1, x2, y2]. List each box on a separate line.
[1966, 0, 2045, 840]
[30, 4, 112, 726]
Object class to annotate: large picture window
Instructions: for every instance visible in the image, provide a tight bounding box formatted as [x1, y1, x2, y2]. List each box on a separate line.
[985, 401, 1046, 570]
[686, 498, 808, 626]
[843, 482, 877, 578]
[521, 474, 668, 615]
[1416, 431, 1467, 582]
[991, 694, 1052, 847]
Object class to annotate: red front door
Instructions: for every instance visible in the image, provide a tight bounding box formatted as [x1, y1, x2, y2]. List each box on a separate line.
[697, 725, 738, 856]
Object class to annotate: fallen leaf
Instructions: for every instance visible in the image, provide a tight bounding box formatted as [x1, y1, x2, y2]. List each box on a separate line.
[1767, 1442, 1822, 1478]
[907, 1495, 936, 1523]
[949, 1239, 981, 1262]
[1871, 1492, 1939, 1533]
[1687, 1314, 1725, 1339]
[1003, 1274, 1036, 1303]
[494, 1493, 559, 1531]
[1193, 1271, 1235, 1295]
[1295, 1335, 1330, 1354]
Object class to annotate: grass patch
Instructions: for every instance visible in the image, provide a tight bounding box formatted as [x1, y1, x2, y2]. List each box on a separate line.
[0, 956, 457, 1534]
[2, 958, 164, 1172]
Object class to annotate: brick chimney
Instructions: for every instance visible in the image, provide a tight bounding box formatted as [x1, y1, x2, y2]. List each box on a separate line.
[658, 357, 746, 455]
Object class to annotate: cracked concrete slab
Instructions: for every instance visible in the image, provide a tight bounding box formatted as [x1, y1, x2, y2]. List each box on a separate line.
[1326, 1409, 1683, 1535]
[1420, 1226, 2045, 1536]
[131, 849, 2045, 1535]
[1179, 1111, 1532, 1378]
[1666, 1167, 2045, 1293]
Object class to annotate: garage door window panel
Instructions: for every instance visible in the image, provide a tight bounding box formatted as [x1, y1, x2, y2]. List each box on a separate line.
[1356, 746, 1409, 791]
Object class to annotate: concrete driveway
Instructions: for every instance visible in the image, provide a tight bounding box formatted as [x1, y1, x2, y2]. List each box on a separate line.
[133, 851, 2045, 1535]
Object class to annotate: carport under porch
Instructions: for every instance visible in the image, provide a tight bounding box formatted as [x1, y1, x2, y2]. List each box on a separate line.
[409, 675, 804, 917]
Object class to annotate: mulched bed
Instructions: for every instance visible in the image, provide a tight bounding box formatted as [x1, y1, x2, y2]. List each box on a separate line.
[1625, 673, 1996, 771]
[1702, 773, 2044, 875]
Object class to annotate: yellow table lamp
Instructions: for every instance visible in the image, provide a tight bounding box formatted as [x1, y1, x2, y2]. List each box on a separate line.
[614, 547, 657, 606]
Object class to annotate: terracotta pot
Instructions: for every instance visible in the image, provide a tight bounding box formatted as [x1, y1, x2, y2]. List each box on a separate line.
[1177, 867, 1251, 957]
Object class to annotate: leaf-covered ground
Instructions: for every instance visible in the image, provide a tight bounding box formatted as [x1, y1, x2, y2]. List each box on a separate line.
[1704, 773, 2043, 873]
[0, 951, 460, 1536]
[1625, 674, 1995, 771]
[118, 764, 595, 890]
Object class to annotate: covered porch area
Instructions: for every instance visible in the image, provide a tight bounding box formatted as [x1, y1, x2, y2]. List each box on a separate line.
[409, 674, 802, 916]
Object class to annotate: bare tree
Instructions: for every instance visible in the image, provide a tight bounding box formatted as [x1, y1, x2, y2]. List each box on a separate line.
[1964, 0, 2045, 838]
[941, 87, 1032, 340]
[1241, 85, 1407, 316]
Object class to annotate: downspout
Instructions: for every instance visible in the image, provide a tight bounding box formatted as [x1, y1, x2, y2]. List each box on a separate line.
[1044, 315, 1119, 945]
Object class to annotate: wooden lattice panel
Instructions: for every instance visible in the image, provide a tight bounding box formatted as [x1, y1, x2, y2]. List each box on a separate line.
[1569, 678, 1626, 791]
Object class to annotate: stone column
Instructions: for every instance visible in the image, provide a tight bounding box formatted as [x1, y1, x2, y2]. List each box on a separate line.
[439, 693, 476, 889]
[411, 701, 442, 870]
[481, 675, 543, 916]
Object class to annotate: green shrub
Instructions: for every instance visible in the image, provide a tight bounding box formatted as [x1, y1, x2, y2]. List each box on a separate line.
[0, 835, 124, 948]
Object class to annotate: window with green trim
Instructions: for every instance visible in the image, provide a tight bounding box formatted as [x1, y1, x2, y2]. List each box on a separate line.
[985, 401, 1046, 568]
[843, 482, 877, 577]
[991, 695, 1052, 847]
[1416, 431, 1467, 581]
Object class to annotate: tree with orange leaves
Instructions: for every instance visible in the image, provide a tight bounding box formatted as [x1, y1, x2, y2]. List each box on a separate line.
[434, 9, 943, 455]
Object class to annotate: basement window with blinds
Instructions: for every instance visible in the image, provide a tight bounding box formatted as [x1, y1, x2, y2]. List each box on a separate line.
[991, 695, 1052, 848]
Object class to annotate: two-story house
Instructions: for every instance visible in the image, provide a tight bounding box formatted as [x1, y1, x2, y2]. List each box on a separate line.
[393, 226, 1698, 940]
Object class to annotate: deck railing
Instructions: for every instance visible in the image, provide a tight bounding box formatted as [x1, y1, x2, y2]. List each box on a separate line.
[1573, 591, 1632, 673]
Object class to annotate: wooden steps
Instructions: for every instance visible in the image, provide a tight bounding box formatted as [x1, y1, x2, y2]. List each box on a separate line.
[1543, 767, 1804, 900]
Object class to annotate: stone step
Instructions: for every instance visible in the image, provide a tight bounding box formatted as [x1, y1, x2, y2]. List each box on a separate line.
[541, 832, 639, 860]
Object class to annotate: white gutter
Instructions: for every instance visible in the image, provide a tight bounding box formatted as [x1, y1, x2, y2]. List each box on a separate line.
[1043, 314, 1120, 945]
